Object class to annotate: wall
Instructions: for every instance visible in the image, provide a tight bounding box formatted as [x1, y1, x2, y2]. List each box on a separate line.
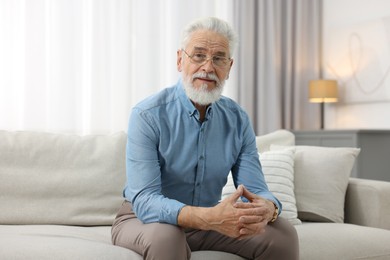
[323, 0, 390, 129]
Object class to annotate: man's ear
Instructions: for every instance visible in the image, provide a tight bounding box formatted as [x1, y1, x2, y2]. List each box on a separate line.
[177, 49, 182, 72]
[226, 59, 234, 79]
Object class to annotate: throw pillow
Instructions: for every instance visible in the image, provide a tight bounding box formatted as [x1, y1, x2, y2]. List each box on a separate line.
[260, 149, 301, 225]
[221, 149, 301, 225]
[255, 129, 295, 153]
[270, 145, 360, 223]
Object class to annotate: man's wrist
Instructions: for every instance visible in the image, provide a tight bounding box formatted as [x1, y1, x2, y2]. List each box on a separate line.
[178, 205, 210, 230]
[269, 202, 279, 223]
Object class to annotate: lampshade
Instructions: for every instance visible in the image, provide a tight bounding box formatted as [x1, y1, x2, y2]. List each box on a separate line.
[309, 79, 338, 103]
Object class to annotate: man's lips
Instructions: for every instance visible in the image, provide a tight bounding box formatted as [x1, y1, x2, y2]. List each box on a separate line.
[194, 77, 216, 82]
[192, 72, 220, 85]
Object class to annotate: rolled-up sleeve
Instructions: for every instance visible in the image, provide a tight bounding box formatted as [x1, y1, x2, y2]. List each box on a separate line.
[124, 107, 185, 225]
[231, 114, 282, 213]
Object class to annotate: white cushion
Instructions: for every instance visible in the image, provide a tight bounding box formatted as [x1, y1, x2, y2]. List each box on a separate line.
[260, 150, 301, 225]
[0, 225, 139, 260]
[222, 149, 301, 225]
[271, 145, 360, 223]
[255, 129, 295, 153]
[222, 130, 299, 224]
[295, 223, 390, 260]
[0, 130, 126, 225]
[0, 225, 246, 260]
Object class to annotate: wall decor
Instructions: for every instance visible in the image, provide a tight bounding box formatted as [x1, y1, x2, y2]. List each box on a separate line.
[324, 16, 390, 103]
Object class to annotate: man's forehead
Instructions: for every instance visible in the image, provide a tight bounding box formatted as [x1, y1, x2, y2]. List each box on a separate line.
[192, 46, 227, 56]
[187, 30, 229, 52]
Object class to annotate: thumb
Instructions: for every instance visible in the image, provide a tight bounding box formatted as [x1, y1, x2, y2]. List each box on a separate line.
[241, 185, 257, 202]
[227, 184, 244, 203]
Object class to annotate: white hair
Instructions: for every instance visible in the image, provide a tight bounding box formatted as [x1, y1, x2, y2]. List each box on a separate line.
[180, 17, 238, 57]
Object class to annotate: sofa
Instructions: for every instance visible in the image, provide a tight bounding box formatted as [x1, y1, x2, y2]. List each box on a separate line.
[1, 129, 390, 260]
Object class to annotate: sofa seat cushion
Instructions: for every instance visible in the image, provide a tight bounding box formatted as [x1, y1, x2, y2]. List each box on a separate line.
[295, 223, 390, 260]
[0, 225, 246, 260]
[0, 225, 138, 260]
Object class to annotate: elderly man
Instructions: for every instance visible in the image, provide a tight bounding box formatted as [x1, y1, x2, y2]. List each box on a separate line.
[112, 17, 299, 260]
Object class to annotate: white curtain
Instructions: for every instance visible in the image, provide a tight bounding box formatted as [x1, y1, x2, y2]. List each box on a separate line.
[1, 0, 132, 134]
[233, 0, 322, 134]
[0, 0, 235, 134]
[0, 0, 320, 135]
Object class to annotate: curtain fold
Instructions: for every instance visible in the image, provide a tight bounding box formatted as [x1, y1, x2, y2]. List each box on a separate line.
[0, 0, 134, 134]
[0, 0, 321, 135]
[233, 0, 322, 134]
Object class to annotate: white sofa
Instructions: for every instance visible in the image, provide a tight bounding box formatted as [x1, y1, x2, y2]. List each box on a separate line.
[1, 129, 390, 260]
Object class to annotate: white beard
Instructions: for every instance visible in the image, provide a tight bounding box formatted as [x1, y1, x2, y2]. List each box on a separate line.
[182, 72, 225, 106]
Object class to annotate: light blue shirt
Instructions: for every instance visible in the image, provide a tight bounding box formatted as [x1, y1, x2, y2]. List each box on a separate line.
[124, 80, 281, 225]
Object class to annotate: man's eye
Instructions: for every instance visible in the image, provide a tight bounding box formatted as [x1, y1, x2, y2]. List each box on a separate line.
[213, 56, 224, 62]
[193, 53, 207, 60]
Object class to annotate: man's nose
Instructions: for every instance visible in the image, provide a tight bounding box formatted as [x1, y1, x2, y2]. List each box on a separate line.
[200, 58, 215, 73]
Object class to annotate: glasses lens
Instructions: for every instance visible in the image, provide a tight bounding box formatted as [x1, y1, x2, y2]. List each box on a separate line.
[192, 53, 207, 64]
[213, 56, 228, 67]
[184, 50, 229, 67]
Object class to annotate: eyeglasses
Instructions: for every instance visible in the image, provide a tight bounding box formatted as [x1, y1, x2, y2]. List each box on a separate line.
[181, 49, 231, 68]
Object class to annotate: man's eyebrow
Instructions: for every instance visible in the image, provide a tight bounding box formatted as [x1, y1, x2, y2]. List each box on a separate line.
[193, 47, 227, 56]
[193, 47, 208, 52]
[214, 51, 227, 57]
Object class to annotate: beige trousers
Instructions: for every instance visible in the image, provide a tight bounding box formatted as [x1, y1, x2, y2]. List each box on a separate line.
[111, 201, 299, 260]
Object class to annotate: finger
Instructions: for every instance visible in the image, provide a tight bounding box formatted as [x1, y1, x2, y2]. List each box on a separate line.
[234, 201, 266, 208]
[234, 203, 269, 216]
[236, 223, 266, 240]
[241, 185, 260, 202]
[239, 215, 265, 224]
[226, 184, 244, 203]
[238, 225, 266, 237]
[233, 201, 255, 209]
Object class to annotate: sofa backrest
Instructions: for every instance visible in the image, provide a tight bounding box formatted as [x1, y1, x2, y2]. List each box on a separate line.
[256, 129, 295, 153]
[0, 130, 126, 226]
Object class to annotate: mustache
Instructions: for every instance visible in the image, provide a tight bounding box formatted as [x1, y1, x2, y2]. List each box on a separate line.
[192, 72, 220, 84]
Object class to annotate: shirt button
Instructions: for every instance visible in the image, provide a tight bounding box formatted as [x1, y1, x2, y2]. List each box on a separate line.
[199, 156, 204, 160]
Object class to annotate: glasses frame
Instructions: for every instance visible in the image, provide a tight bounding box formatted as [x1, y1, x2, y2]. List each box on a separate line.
[181, 49, 231, 68]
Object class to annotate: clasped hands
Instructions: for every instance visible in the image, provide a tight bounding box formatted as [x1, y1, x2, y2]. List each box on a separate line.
[207, 184, 275, 240]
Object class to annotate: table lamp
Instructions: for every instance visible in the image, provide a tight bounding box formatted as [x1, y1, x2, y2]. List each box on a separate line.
[309, 79, 338, 129]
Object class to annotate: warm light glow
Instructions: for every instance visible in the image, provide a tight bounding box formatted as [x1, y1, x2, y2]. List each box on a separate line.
[309, 80, 339, 103]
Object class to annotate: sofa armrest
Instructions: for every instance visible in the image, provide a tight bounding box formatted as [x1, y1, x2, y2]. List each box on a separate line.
[345, 178, 390, 230]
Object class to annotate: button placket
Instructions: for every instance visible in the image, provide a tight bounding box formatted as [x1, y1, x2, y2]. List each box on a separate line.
[193, 122, 206, 205]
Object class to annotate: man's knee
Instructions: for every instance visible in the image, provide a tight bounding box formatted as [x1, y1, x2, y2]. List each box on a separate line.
[112, 214, 191, 260]
[264, 217, 299, 260]
[142, 223, 191, 260]
[144, 223, 186, 248]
